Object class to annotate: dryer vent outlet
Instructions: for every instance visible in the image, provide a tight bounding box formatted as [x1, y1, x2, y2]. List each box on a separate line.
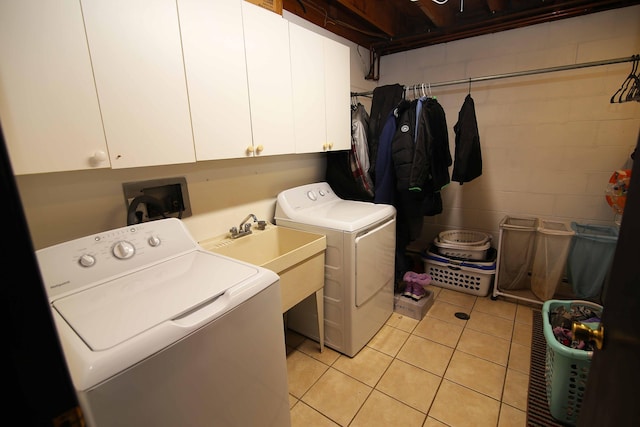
[123, 177, 192, 222]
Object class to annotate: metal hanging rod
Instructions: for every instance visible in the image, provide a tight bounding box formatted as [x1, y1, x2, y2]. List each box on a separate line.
[351, 54, 639, 97]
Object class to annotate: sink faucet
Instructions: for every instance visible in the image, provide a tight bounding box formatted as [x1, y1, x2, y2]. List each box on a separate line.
[229, 214, 266, 239]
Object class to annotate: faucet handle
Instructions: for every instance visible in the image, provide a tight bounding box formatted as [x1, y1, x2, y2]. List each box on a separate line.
[230, 226, 238, 235]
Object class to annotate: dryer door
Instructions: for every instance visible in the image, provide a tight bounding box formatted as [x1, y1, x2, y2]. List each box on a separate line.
[355, 218, 396, 307]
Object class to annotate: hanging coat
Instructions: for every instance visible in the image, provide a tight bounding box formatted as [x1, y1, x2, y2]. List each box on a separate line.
[350, 103, 374, 197]
[368, 84, 405, 181]
[422, 97, 452, 193]
[373, 108, 400, 205]
[452, 94, 482, 184]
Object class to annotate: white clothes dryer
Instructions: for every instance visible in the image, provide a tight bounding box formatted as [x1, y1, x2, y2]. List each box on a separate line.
[275, 182, 396, 357]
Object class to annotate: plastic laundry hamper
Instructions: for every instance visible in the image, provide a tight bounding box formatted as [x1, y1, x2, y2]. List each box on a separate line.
[496, 216, 539, 290]
[422, 246, 496, 296]
[433, 229, 492, 260]
[566, 222, 619, 299]
[542, 299, 602, 425]
[531, 220, 575, 301]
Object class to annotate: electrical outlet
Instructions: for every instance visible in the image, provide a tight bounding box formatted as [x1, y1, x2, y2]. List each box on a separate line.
[122, 177, 192, 222]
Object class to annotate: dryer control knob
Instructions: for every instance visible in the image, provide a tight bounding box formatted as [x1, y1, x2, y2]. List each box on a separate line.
[307, 191, 317, 201]
[148, 236, 161, 247]
[112, 241, 136, 259]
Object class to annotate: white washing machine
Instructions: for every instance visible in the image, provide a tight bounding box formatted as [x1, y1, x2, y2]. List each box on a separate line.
[36, 218, 290, 427]
[275, 182, 396, 357]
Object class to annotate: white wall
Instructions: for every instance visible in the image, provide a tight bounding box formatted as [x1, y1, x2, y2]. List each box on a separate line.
[377, 5, 640, 249]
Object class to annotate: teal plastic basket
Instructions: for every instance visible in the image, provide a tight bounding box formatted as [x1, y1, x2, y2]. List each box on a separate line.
[542, 299, 602, 425]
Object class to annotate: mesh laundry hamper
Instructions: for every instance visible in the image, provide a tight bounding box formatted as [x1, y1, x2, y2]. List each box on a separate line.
[531, 220, 575, 301]
[496, 216, 539, 290]
[566, 223, 619, 299]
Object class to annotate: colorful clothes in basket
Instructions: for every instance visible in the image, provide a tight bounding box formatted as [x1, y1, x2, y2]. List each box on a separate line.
[549, 304, 601, 351]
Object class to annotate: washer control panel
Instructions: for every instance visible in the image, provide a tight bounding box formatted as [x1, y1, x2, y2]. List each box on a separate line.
[36, 218, 198, 299]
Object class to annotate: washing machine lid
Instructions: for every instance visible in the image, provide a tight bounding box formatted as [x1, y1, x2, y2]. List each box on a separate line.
[52, 250, 261, 351]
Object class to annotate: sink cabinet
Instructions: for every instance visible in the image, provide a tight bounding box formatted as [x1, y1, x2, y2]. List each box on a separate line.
[202, 225, 326, 351]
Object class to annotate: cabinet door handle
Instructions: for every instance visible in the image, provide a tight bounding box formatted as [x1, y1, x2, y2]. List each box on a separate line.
[246, 145, 254, 154]
[255, 145, 264, 153]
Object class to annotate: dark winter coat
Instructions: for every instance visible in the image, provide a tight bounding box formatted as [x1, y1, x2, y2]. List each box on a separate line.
[452, 94, 482, 183]
[391, 97, 451, 193]
[368, 84, 405, 180]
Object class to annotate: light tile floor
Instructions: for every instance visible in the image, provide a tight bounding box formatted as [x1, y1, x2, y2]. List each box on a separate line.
[285, 286, 535, 427]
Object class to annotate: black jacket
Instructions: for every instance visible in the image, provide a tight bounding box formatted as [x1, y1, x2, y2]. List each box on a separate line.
[452, 94, 482, 184]
[392, 97, 451, 193]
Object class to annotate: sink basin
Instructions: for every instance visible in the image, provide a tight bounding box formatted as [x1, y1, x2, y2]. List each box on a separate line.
[202, 223, 327, 351]
[202, 224, 325, 275]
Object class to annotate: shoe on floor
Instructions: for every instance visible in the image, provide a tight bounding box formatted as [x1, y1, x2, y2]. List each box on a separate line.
[403, 271, 432, 286]
[402, 282, 414, 298]
[410, 284, 427, 301]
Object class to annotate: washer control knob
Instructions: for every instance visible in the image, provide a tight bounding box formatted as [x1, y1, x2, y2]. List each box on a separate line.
[148, 235, 161, 247]
[307, 190, 317, 201]
[112, 241, 135, 259]
[78, 254, 96, 267]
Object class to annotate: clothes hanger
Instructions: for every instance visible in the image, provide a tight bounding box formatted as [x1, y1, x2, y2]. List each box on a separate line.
[618, 55, 639, 103]
[421, 83, 426, 98]
[625, 56, 640, 102]
[610, 55, 639, 103]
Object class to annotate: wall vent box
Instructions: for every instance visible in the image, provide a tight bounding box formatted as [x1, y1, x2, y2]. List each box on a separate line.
[123, 177, 192, 222]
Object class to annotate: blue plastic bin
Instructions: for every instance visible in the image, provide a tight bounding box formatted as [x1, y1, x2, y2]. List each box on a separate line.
[566, 223, 619, 298]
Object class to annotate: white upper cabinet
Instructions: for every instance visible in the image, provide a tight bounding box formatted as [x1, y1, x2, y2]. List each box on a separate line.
[178, 0, 253, 160]
[241, 2, 295, 157]
[0, 0, 109, 175]
[81, 0, 195, 169]
[323, 36, 351, 152]
[289, 23, 351, 154]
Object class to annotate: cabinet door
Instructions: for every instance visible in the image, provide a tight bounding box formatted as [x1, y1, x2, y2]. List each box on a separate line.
[241, 2, 295, 157]
[290, 23, 351, 154]
[0, 0, 109, 175]
[179, 0, 252, 160]
[289, 23, 327, 154]
[323, 37, 351, 151]
[82, 0, 195, 169]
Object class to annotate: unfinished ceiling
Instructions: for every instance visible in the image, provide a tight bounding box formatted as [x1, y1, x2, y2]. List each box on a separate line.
[283, 0, 639, 76]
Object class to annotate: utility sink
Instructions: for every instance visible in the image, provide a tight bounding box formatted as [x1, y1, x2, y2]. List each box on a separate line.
[201, 223, 327, 351]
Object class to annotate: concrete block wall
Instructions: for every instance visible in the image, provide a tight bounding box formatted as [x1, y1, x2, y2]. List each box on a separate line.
[377, 5, 640, 249]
